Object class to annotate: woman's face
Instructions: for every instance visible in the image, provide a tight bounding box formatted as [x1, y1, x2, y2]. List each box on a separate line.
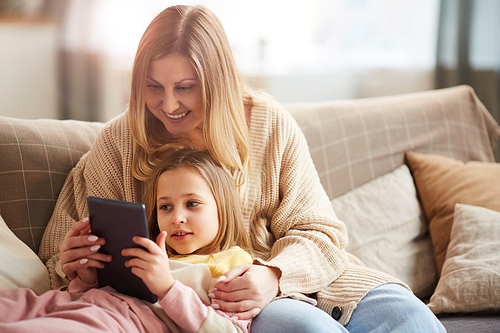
[144, 53, 204, 144]
[156, 167, 220, 255]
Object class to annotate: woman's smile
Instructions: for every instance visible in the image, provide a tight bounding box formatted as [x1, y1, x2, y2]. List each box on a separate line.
[166, 110, 190, 120]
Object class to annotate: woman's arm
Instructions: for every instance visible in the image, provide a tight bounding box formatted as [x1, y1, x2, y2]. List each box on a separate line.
[210, 264, 280, 319]
[211, 100, 350, 317]
[38, 112, 143, 289]
[258, 105, 350, 287]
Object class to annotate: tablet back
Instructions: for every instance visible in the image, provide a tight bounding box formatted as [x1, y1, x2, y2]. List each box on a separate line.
[87, 196, 157, 303]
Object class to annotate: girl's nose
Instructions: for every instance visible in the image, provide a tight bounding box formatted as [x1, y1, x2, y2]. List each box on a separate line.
[171, 210, 186, 224]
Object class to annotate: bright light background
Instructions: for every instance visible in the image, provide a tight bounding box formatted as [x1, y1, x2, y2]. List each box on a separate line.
[68, 0, 440, 74]
[56, 0, 443, 120]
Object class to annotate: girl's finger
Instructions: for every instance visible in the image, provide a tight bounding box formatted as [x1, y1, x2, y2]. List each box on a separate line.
[130, 236, 162, 255]
[156, 231, 168, 252]
[124, 256, 149, 271]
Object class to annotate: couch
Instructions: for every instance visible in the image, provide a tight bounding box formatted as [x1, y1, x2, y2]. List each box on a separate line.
[0, 85, 499, 332]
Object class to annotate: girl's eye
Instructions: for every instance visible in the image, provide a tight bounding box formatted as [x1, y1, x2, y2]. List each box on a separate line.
[159, 204, 172, 211]
[186, 201, 200, 208]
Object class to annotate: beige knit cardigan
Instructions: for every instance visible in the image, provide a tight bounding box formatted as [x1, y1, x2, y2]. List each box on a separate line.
[39, 92, 407, 326]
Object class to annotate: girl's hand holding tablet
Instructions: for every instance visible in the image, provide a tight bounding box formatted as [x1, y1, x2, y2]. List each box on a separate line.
[122, 231, 175, 299]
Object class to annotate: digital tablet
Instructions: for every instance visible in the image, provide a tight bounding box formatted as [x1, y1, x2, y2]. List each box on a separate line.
[87, 196, 157, 303]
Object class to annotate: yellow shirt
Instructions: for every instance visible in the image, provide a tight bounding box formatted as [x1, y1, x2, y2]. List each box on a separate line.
[170, 246, 252, 279]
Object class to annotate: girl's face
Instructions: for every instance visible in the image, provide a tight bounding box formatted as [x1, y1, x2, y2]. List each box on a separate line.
[144, 53, 205, 147]
[156, 167, 219, 255]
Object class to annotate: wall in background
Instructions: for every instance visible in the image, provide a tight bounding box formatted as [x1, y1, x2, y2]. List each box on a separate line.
[0, 0, 442, 121]
[0, 19, 59, 119]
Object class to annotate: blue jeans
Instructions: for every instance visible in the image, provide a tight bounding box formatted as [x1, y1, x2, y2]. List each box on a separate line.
[250, 284, 446, 333]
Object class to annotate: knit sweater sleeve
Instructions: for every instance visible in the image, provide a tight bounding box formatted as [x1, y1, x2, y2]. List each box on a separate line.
[38, 112, 144, 290]
[249, 99, 350, 298]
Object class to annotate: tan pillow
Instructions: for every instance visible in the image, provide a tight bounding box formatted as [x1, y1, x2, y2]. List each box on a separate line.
[427, 204, 500, 314]
[405, 151, 500, 275]
[0, 215, 50, 294]
[331, 165, 438, 299]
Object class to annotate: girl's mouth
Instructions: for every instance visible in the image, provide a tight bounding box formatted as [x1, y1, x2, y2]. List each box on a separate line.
[171, 231, 193, 240]
[173, 232, 191, 236]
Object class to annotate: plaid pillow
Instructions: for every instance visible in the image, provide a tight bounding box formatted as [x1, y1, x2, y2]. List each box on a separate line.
[286, 85, 500, 200]
[0, 116, 104, 252]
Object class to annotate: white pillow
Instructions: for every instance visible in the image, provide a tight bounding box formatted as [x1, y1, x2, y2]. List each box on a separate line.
[331, 164, 438, 299]
[427, 204, 500, 314]
[0, 215, 50, 294]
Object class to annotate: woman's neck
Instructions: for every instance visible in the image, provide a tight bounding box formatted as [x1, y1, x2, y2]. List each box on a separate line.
[175, 128, 207, 151]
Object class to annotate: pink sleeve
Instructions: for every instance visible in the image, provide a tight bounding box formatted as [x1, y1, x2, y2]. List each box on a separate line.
[67, 277, 98, 293]
[159, 280, 209, 333]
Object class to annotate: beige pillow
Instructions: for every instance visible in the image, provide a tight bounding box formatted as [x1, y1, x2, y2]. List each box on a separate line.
[405, 151, 500, 275]
[0, 215, 50, 294]
[331, 165, 438, 299]
[428, 204, 500, 314]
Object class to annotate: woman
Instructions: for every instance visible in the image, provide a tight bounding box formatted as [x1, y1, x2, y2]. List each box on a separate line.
[39, 5, 445, 332]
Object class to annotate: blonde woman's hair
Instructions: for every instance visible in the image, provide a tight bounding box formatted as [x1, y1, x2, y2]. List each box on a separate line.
[129, 5, 252, 203]
[143, 148, 251, 255]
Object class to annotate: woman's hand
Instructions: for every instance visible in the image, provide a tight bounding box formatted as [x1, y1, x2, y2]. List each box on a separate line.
[122, 231, 175, 299]
[209, 265, 281, 320]
[60, 217, 111, 285]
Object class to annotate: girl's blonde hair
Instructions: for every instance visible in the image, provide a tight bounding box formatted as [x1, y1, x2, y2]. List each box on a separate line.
[129, 5, 252, 203]
[143, 148, 251, 255]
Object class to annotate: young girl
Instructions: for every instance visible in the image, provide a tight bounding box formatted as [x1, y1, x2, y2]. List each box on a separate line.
[0, 148, 253, 333]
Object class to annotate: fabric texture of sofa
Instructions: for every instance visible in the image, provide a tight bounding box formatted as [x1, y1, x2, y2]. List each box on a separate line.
[0, 85, 499, 332]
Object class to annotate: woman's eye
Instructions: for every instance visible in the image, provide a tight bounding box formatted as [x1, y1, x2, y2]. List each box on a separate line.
[147, 84, 162, 91]
[186, 201, 200, 208]
[177, 85, 193, 92]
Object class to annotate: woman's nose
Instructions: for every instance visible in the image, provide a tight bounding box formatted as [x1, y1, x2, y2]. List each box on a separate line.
[162, 90, 180, 113]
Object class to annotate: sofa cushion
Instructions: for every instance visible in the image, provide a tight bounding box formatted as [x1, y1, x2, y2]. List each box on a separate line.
[0, 116, 104, 252]
[330, 164, 437, 299]
[286, 85, 500, 200]
[428, 204, 500, 315]
[405, 151, 500, 275]
[0, 214, 50, 294]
